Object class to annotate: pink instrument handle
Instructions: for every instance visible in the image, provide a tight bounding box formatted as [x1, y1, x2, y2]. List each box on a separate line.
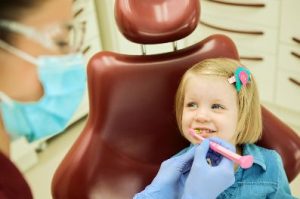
[189, 129, 253, 169]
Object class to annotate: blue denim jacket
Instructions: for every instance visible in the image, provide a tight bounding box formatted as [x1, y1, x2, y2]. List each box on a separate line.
[218, 144, 296, 198]
[179, 144, 296, 199]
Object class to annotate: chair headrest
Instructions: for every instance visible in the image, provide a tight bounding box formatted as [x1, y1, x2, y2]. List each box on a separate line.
[115, 0, 200, 44]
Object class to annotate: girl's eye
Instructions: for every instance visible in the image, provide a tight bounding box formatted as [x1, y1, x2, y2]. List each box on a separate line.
[187, 102, 198, 109]
[211, 104, 224, 109]
[55, 40, 69, 48]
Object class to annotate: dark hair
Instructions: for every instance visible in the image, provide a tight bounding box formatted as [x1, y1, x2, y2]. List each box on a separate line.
[0, 0, 42, 42]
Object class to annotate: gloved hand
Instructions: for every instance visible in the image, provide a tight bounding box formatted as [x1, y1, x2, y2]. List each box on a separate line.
[182, 137, 236, 199]
[133, 146, 196, 199]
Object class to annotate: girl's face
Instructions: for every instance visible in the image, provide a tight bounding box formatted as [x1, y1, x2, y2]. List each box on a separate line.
[181, 75, 239, 145]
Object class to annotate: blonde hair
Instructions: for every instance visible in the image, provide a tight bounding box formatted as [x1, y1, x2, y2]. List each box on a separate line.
[175, 58, 262, 144]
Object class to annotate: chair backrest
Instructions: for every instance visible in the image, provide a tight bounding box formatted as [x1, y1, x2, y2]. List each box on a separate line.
[0, 152, 33, 199]
[52, 0, 300, 198]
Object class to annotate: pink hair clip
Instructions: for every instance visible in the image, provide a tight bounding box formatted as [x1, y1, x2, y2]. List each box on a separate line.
[228, 67, 251, 92]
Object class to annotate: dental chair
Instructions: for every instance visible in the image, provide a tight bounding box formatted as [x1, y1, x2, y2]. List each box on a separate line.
[52, 0, 300, 198]
[0, 152, 33, 199]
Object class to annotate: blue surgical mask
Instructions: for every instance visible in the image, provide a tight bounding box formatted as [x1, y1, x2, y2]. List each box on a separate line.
[0, 40, 87, 142]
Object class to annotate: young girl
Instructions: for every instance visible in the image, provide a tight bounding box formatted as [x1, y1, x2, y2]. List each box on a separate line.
[175, 58, 294, 198]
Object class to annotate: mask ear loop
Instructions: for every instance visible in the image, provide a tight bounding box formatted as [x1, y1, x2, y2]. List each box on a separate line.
[0, 20, 54, 50]
[0, 40, 38, 107]
[0, 91, 14, 107]
[0, 39, 38, 65]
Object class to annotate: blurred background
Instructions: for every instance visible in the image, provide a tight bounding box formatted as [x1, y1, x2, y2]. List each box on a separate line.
[8, 0, 299, 198]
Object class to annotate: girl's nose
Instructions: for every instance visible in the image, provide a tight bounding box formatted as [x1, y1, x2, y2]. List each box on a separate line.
[194, 108, 210, 123]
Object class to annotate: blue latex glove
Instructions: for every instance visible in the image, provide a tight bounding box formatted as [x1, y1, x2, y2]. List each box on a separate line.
[182, 137, 236, 199]
[133, 146, 196, 199]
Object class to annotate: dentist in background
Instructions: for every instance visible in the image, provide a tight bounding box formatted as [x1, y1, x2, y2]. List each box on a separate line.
[0, 0, 87, 157]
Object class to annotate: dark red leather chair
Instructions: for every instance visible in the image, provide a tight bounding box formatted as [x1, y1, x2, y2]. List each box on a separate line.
[52, 0, 300, 198]
[0, 152, 33, 199]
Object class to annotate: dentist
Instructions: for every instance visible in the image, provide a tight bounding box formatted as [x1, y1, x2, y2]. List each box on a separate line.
[0, 0, 87, 157]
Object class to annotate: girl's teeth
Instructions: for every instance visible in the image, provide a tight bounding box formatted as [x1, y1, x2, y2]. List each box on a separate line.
[194, 129, 201, 134]
[194, 128, 215, 134]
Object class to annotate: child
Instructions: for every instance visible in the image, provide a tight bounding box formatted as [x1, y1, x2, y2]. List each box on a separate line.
[175, 58, 295, 198]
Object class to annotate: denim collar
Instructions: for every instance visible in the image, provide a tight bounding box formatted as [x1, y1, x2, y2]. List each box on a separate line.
[242, 144, 267, 171]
